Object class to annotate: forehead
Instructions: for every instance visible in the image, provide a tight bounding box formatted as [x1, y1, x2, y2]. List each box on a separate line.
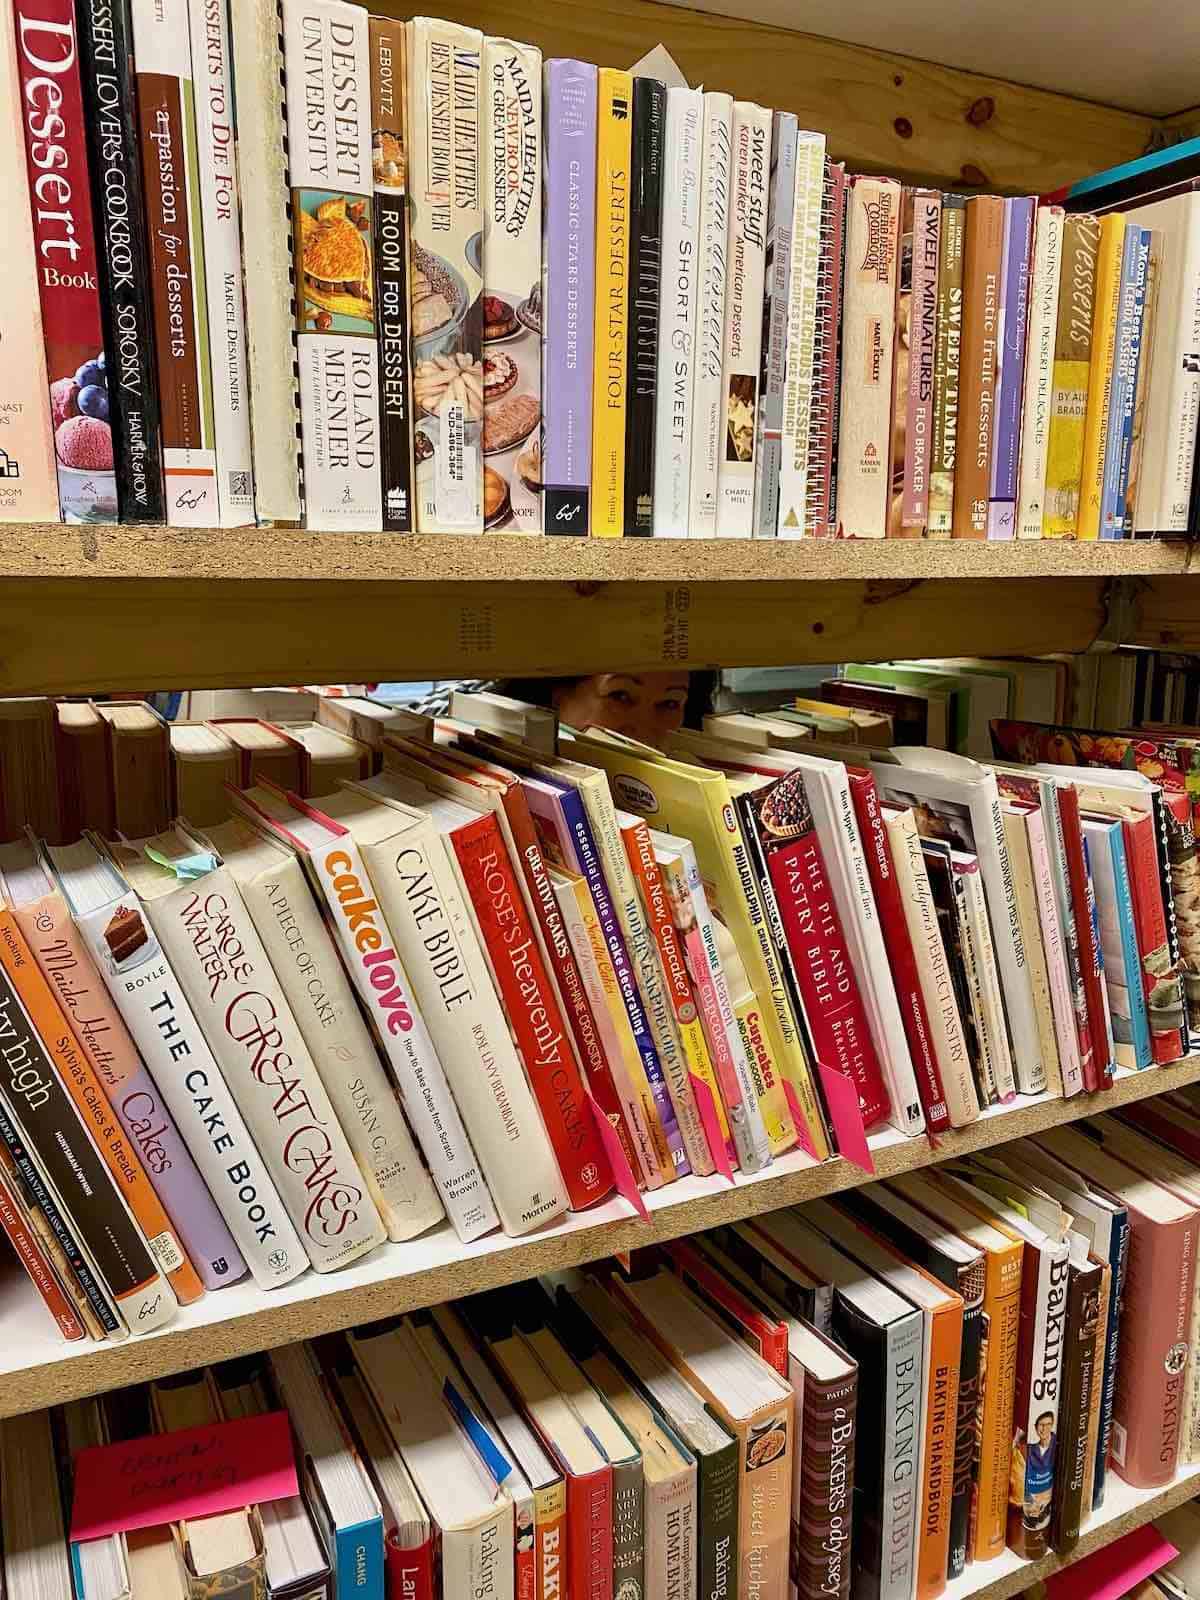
[602, 672, 690, 694]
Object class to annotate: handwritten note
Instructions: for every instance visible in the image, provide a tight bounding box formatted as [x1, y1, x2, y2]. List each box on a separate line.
[71, 1411, 298, 1542]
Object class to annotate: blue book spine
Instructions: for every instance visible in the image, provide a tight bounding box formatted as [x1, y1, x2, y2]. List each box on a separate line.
[1095, 1209, 1130, 1509]
[1107, 826, 1153, 1066]
[1100, 225, 1147, 538]
[335, 1515, 384, 1600]
[1116, 229, 1152, 535]
[556, 786, 688, 1172]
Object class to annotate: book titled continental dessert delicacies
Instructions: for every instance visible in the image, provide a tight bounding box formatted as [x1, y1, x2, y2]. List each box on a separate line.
[837, 175, 900, 538]
[282, 0, 383, 531]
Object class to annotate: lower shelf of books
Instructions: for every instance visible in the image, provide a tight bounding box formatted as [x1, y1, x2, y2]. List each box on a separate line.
[4, 1053, 1199, 1421]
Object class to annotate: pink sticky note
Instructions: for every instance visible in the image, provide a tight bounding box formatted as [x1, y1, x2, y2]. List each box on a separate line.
[587, 1094, 649, 1221]
[71, 1411, 298, 1542]
[782, 1079, 819, 1161]
[816, 1062, 875, 1175]
[689, 1072, 734, 1183]
[1046, 1523, 1177, 1600]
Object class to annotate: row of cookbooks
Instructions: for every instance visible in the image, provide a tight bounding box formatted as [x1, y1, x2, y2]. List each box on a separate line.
[16, 1114, 1200, 1600]
[6, 0, 1200, 542]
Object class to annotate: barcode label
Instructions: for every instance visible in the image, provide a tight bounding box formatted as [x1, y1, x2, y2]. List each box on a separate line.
[148, 1230, 185, 1276]
[1110, 1418, 1127, 1466]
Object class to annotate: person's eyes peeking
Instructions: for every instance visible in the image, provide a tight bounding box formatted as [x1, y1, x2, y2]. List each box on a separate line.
[605, 689, 637, 707]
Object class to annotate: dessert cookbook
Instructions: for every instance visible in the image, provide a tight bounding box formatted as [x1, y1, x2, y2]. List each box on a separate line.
[689, 91, 733, 537]
[624, 74, 666, 535]
[752, 110, 797, 540]
[838, 175, 901, 538]
[591, 67, 633, 541]
[776, 128, 827, 537]
[653, 85, 703, 537]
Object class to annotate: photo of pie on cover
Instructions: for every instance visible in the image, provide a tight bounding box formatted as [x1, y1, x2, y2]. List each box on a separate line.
[474, 274, 542, 529]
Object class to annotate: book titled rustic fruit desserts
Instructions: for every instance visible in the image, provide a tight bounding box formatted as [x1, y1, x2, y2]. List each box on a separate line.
[480, 36, 542, 532]
[409, 17, 485, 532]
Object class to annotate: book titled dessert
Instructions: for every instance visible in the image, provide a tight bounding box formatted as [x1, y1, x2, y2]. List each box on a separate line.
[1016, 205, 1065, 538]
[369, 16, 415, 533]
[480, 35, 543, 533]
[751, 111, 797, 540]
[715, 101, 770, 537]
[131, 0, 219, 527]
[543, 58, 596, 533]
[591, 67, 633, 540]
[624, 75, 666, 535]
[775, 128, 826, 537]
[952, 195, 1004, 538]
[0, 3, 56, 523]
[928, 194, 965, 537]
[652, 85, 703, 537]
[13, 0, 118, 522]
[688, 91, 733, 536]
[837, 175, 901, 538]
[282, 0, 383, 531]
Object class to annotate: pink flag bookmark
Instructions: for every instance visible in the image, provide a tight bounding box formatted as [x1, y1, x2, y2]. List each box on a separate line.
[586, 1094, 649, 1221]
[816, 1063, 875, 1175]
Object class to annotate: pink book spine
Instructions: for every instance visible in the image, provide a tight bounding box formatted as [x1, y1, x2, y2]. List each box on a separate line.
[1023, 808, 1084, 1096]
[16, 893, 244, 1290]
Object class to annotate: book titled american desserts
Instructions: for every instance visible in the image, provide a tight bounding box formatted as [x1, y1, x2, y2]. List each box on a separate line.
[13, 0, 118, 523]
[591, 67, 633, 540]
[131, 0, 219, 527]
[715, 101, 770, 538]
[480, 36, 543, 533]
[0, 3, 56, 523]
[624, 75, 666, 536]
[282, 0, 383, 531]
[652, 85, 703, 537]
[689, 92, 733, 536]
[837, 175, 900, 537]
[75, 0, 165, 525]
[543, 59, 597, 533]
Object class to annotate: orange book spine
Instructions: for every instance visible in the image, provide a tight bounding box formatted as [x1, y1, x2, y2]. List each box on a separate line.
[918, 1302, 962, 1599]
[973, 1243, 1023, 1560]
[0, 906, 203, 1304]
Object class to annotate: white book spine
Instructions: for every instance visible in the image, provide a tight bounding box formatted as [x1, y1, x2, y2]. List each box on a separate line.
[687, 92, 732, 537]
[715, 102, 770, 537]
[776, 130, 827, 537]
[975, 783, 1046, 1095]
[187, 0, 255, 526]
[1025, 808, 1084, 1096]
[144, 865, 387, 1270]
[648, 1465, 697, 1599]
[836, 176, 901, 538]
[750, 111, 796, 540]
[358, 822, 568, 1236]
[1014, 1242, 1068, 1545]
[1003, 809, 1064, 1097]
[1138, 195, 1200, 532]
[235, 855, 445, 1242]
[228, 0, 301, 522]
[75, 891, 307, 1288]
[281, 0, 383, 530]
[652, 87, 703, 537]
[881, 1313, 925, 1600]
[306, 832, 498, 1242]
[959, 860, 1017, 1100]
[1016, 207, 1064, 539]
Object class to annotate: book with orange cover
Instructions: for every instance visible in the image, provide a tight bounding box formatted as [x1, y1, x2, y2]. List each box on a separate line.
[952, 196, 1005, 538]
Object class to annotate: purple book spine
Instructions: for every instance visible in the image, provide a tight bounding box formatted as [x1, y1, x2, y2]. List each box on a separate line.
[988, 196, 1036, 538]
[543, 59, 597, 534]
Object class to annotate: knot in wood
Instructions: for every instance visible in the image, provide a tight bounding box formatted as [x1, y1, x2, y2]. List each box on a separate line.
[966, 95, 995, 127]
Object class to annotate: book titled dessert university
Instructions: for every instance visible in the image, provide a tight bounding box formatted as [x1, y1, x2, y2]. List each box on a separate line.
[282, 0, 383, 530]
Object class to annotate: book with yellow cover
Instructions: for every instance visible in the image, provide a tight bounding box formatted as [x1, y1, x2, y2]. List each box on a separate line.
[1076, 214, 1126, 541]
[1043, 215, 1102, 538]
[591, 69, 633, 538]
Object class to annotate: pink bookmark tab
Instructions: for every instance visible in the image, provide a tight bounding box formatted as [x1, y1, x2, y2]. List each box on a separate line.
[1046, 1523, 1177, 1600]
[71, 1411, 298, 1542]
[782, 1079, 820, 1161]
[689, 1072, 734, 1183]
[816, 1062, 875, 1175]
[586, 1094, 649, 1221]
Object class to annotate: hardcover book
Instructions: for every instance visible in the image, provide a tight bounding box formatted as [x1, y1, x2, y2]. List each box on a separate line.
[591, 67, 633, 541]
[653, 85, 703, 537]
[952, 195, 1004, 538]
[928, 194, 965, 536]
[752, 111, 797, 539]
[1016, 205, 1065, 538]
[988, 195, 1035, 538]
[899, 189, 941, 534]
[1077, 213, 1127, 539]
[624, 75, 666, 535]
[776, 129, 827, 537]
[1101, 225, 1151, 537]
[837, 175, 901, 538]
[688, 91, 733, 537]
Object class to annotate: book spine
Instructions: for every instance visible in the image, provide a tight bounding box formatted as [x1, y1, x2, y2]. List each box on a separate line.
[1077, 214, 1126, 539]
[303, 831, 497, 1241]
[543, 58, 596, 533]
[952, 195, 1005, 537]
[950, 1286, 984, 1577]
[1037, 793, 1091, 1094]
[362, 826, 570, 1233]
[752, 111, 797, 539]
[1146, 197, 1200, 532]
[688, 91, 733, 536]
[13, 0, 119, 523]
[901, 190, 940, 532]
[16, 894, 240, 1289]
[1122, 812, 1184, 1065]
[1044, 214, 1101, 537]
[652, 87, 702, 536]
[74, 0, 165, 523]
[975, 1250, 1023, 1561]
[837, 175, 901, 538]
[646, 1463, 696, 1600]
[947, 855, 997, 1105]
[806, 161, 847, 537]
[1050, 1261, 1103, 1556]
[370, 17, 415, 533]
[591, 68, 633, 540]
[928, 194, 965, 537]
[1017, 206, 1065, 538]
[887, 188, 915, 537]
[959, 858, 1017, 1100]
[696, 1442, 740, 1600]
[1108, 827, 1153, 1066]
[0, 1161, 84, 1339]
[282, 0, 383, 531]
[1112, 1213, 1197, 1488]
[976, 780, 1046, 1096]
[145, 865, 387, 1270]
[1127, 229, 1162, 536]
[567, 1469, 612, 1600]
[386, 1536, 436, 1600]
[233, 857, 444, 1243]
[1056, 787, 1107, 1089]
[611, 1459, 644, 1600]
[793, 1370, 855, 1600]
[1008, 1242, 1068, 1561]
[623, 75, 665, 535]
[3, 906, 203, 1304]
[228, 0, 301, 523]
[0, 3, 57, 523]
[1102, 227, 1150, 537]
[185, 0, 252, 526]
[715, 101, 770, 537]
[450, 815, 612, 1209]
[776, 130, 826, 537]
[917, 1306, 959, 1600]
[989, 196, 1034, 539]
[1003, 811, 1065, 1095]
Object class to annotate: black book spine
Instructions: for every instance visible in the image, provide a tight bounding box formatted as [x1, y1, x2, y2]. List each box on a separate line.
[950, 1296, 983, 1576]
[696, 1435, 739, 1600]
[623, 77, 665, 534]
[830, 1297, 888, 1600]
[1050, 1259, 1103, 1555]
[74, 0, 166, 523]
[370, 17, 414, 533]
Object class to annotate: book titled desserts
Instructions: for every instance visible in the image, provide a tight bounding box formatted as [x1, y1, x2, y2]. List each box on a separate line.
[409, 18, 484, 532]
[282, 0, 383, 531]
[480, 35, 543, 533]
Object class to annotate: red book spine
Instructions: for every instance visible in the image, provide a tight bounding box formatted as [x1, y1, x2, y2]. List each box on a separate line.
[567, 1467, 612, 1600]
[847, 769, 949, 1132]
[1056, 787, 1106, 1091]
[450, 813, 612, 1210]
[0, 1165, 84, 1341]
[385, 1532, 436, 1600]
[1122, 1099, 1200, 1162]
[1120, 813, 1184, 1065]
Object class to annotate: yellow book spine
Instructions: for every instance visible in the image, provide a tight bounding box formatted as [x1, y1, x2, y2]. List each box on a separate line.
[1076, 214, 1126, 540]
[1043, 215, 1102, 539]
[591, 69, 632, 538]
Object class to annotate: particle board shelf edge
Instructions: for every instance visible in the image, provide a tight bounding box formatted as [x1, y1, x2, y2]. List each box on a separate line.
[1, 1054, 1197, 1421]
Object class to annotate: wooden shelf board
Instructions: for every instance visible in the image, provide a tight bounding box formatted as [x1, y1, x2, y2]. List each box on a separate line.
[2, 1055, 1197, 1420]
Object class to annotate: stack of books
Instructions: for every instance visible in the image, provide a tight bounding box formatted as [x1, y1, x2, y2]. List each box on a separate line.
[4, 0, 1200, 538]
